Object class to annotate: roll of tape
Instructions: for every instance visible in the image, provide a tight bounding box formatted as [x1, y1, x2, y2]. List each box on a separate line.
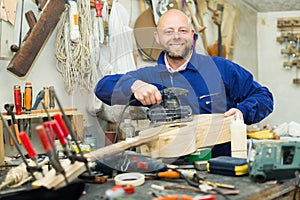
[114, 173, 145, 186]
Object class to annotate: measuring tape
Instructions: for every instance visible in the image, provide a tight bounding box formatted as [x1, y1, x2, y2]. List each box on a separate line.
[114, 173, 145, 186]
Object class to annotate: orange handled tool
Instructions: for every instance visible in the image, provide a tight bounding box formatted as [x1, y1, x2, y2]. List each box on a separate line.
[8, 120, 14, 146]
[157, 171, 181, 179]
[4, 104, 22, 145]
[25, 82, 32, 114]
[146, 170, 181, 179]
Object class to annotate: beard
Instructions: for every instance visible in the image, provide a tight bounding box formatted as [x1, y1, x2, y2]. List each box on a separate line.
[163, 42, 192, 60]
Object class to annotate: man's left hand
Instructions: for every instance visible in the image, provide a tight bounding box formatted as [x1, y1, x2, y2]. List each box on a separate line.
[224, 108, 244, 121]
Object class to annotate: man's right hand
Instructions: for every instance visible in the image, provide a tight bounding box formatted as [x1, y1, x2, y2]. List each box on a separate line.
[131, 80, 162, 106]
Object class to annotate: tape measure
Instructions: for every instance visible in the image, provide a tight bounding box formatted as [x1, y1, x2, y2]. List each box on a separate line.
[114, 173, 145, 186]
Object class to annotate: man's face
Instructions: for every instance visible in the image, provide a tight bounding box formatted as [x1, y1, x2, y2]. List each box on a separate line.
[155, 16, 194, 60]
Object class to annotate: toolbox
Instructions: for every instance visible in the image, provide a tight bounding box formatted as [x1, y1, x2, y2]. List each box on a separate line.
[206, 156, 248, 176]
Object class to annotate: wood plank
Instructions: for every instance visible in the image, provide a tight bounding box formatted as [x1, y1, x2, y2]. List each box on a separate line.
[32, 160, 86, 189]
[7, 0, 66, 77]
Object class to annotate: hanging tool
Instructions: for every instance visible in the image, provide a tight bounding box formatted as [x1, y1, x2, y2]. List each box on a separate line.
[36, 125, 69, 184]
[14, 85, 22, 115]
[49, 86, 55, 109]
[25, 82, 33, 113]
[7, 120, 14, 146]
[10, 0, 24, 53]
[24, 82, 33, 138]
[7, 0, 67, 77]
[4, 104, 22, 144]
[43, 87, 49, 109]
[32, 89, 45, 110]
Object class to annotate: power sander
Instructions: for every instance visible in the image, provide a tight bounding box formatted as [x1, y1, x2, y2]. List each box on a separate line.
[147, 87, 192, 126]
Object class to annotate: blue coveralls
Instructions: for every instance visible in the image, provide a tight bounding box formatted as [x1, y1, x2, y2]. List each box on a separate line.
[95, 51, 274, 157]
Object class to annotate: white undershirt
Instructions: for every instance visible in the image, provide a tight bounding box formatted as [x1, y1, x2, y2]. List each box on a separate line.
[164, 53, 192, 73]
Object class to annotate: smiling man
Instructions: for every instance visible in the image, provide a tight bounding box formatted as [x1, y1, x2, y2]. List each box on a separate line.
[94, 9, 274, 157]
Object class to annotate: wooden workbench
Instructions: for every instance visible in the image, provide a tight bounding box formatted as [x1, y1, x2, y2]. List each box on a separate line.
[0, 109, 84, 166]
[77, 172, 300, 200]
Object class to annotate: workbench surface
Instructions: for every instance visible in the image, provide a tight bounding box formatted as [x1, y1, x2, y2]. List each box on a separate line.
[0, 168, 299, 200]
[78, 172, 300, 200]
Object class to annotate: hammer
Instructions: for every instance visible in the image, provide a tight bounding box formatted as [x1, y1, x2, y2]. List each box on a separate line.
[4, 104, 22, 145]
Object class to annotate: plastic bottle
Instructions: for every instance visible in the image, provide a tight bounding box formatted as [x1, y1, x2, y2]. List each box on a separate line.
[230, 113, 247, 158]
[122, 119, 135, 139]
[84, 133, 96, 152]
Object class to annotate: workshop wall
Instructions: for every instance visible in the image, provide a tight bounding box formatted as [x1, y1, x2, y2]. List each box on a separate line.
[1, 0, 292, 156]
[257, 11, 300, 126]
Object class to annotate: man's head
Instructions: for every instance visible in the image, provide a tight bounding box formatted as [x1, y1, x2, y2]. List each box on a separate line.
[154, 9, 194, 60]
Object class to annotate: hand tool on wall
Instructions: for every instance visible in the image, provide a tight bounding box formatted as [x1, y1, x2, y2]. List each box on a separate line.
[34, 0, 49, 11]
[32, 89, 45, 110]
[43, 87, 49, 109]
[8, 120, 14, 146]
[0, 112, 37, 180]
[49, 86, 55, 109]
[13, 85, 22, 115]
[35, 125, 69, 184]
[7, 0, 67, 77]
[4, 104, 22, 144]
[25, 82, 33, 113]
[25, 82, 33, 137]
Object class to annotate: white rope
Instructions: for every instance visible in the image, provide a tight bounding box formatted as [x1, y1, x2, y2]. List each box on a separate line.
[55, 0, 101, 94]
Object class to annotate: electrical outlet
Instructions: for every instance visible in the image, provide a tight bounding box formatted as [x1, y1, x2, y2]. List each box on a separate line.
[0, 20, 14, 60]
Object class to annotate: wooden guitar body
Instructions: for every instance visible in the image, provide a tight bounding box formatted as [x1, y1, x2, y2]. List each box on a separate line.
[134, 8, 162, 61]
[207, 40, 226, 58]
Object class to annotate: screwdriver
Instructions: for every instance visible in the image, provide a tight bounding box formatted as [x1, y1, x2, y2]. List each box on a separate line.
[146, 170, 181, 179]
[32, 89, 45, 110]
[19, 131, 45, 176]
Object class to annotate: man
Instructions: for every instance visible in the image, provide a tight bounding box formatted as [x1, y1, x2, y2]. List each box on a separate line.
[94, 9, 273, 157]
